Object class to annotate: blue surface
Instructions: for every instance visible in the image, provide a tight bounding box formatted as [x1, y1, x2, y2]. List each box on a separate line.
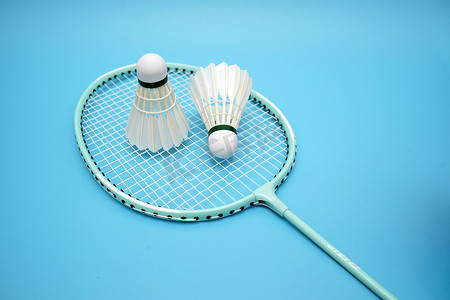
[1, 0, 449, 299]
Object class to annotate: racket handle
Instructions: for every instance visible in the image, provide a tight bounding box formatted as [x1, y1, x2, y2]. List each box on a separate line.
[283, 209, 398, 300]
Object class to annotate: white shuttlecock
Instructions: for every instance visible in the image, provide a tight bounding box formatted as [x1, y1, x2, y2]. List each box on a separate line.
[126, 53, 190, 152]
[189, 62, 252, 159]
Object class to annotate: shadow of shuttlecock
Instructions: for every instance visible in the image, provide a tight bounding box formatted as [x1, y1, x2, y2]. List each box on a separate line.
[162, 155, 197, 185]
[161, 119, 281, 184]
[239, 120, 279, 156]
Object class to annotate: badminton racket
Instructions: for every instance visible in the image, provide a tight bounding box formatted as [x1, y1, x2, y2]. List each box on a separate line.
[74, 63, 397, 299]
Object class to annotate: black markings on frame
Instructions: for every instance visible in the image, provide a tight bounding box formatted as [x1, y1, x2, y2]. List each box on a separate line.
[115, 197, 250, 221]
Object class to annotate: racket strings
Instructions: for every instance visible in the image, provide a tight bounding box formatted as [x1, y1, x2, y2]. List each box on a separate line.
[81, 69, 288, 210]
[83, 90, 284, 210]
[82, 85, 278, 204]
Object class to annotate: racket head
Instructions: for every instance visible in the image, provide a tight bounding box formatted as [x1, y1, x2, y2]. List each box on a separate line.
[74, 63, 297, 221]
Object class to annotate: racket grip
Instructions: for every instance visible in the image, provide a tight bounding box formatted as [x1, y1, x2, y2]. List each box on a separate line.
[283, 209, 398, 300]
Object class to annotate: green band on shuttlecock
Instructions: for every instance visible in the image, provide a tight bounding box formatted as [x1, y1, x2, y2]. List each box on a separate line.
[138, 76, 168, 89]
[208, 125, 237, 136]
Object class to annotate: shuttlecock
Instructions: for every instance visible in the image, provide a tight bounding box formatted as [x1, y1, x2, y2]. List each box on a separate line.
[126, 53, 190, 151]
[189, 62, 252, 159]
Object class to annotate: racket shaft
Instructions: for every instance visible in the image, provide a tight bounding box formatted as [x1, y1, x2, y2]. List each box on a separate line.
[283, 210, 397, 300]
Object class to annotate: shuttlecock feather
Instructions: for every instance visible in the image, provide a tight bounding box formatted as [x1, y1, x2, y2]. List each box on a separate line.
[126, 53, 190, 151]
[189, 62, 252, 158]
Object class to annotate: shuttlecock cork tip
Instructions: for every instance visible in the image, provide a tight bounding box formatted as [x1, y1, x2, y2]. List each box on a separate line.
[208, 129, 238, 159]
[136, 53, 167, 87]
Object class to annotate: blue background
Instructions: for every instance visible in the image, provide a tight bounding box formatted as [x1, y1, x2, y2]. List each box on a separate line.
[1, 0, 449, 299]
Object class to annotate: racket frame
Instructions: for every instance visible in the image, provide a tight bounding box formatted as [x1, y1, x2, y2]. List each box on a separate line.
[74, 63, 297, 222]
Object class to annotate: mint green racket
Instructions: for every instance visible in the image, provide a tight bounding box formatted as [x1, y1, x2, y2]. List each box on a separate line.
[74, 63, 397, 299]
